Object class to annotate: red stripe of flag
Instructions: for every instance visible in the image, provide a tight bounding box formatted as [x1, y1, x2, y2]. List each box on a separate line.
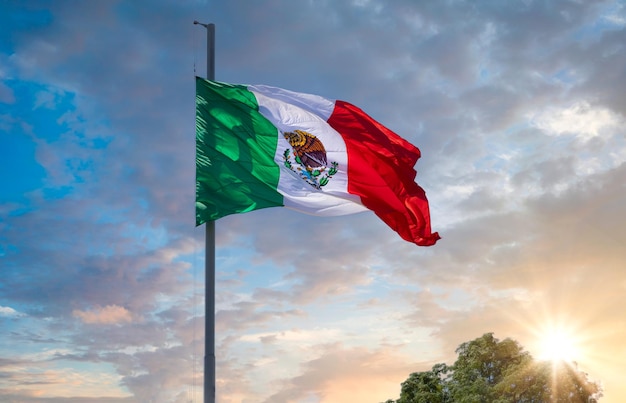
[328, 100, 440, 246]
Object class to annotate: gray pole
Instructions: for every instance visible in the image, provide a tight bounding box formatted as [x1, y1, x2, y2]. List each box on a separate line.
[194, 20, 216, 403]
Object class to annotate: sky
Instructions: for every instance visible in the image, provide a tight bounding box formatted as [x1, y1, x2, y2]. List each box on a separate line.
[1, 0, 625, 402]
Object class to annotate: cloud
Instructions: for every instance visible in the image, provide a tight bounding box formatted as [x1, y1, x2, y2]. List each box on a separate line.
[239, 328, 341, 344]
[216, 300, 306, 332]
[73, 305, 133, 325]
[0, 355, 133, 400]
[0, 305, 24, 317]
[262, 343, 419, 403]
[529, 101, 623, 140]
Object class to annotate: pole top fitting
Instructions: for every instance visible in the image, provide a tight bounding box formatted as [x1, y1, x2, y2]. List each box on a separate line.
[194, 20, 210, 28]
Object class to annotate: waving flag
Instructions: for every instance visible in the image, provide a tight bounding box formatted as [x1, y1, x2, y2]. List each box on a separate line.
[196, 77, 440, 246]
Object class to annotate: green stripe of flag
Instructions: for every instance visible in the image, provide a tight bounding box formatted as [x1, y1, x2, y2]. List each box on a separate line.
[195, 78, 284, 225]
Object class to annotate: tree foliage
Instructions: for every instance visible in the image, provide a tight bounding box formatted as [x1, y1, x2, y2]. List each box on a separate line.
[384, 333, 602, 403]
[399, 363, 449, 403]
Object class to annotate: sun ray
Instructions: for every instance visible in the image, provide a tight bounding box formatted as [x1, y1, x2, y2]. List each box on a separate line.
[537, 324, 580, 363]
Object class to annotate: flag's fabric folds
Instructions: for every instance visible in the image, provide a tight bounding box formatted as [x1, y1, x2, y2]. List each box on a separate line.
[196, 77, 440, 246]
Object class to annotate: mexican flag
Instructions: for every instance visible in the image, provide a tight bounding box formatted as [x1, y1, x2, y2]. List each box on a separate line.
[196, 77, 440, 246]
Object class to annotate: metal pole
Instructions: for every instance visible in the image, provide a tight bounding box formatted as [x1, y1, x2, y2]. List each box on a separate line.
[204, 220, 215, 403]
[194, 20, 216, 403]
[207, 24, 215, 81]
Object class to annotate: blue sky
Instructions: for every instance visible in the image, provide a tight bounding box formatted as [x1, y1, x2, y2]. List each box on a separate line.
[1, 1, 625, 402]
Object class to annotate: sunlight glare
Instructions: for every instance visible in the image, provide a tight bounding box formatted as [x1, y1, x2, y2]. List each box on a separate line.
[537, 326, 579, 363]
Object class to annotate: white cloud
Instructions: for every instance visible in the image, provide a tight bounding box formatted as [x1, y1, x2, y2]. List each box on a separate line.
[0, 305, 24, 317]
[240, 328, 341, 343]
[529, 101, 622, 140]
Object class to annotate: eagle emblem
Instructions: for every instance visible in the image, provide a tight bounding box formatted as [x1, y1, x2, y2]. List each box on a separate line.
[282, 130, 338, 189]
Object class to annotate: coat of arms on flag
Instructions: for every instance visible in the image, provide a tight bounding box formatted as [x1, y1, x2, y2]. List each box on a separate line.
[282, 130, 339, 189]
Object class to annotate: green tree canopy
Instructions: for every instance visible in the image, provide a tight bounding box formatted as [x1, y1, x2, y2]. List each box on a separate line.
[384, 333, 602, 403]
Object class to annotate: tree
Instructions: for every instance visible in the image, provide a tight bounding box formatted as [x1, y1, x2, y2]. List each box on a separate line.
[448, 333, 530, 402]
[383, 333, 602, 403]
[396, 363, 449, 403]
[491, 355, 550, 402]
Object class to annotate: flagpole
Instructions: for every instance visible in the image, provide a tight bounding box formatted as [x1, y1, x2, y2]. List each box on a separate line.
[194, 20, 216, 403]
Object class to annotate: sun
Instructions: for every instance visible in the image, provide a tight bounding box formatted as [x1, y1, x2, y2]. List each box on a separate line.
[536, 325, 580, 363]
